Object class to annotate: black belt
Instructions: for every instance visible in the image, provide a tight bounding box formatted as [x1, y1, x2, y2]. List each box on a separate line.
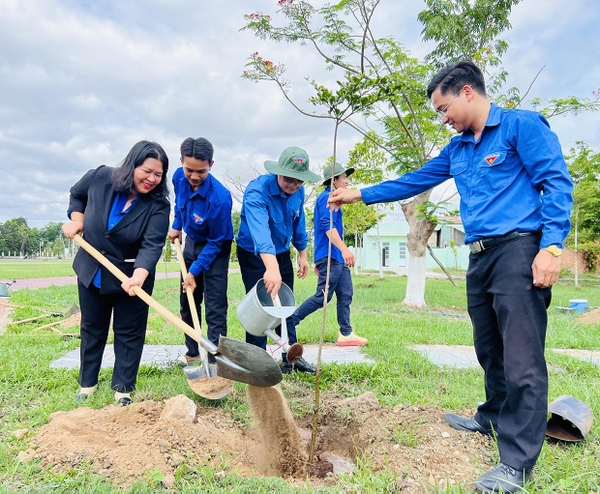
[468, 231, 541, 254]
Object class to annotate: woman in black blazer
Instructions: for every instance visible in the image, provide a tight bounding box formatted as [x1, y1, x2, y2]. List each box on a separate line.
[62, 140, 170, 406]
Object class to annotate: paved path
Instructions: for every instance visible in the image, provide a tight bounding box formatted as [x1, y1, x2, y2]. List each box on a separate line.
[49, 343, 374, 369]
[45, 343, 600, 371]
[0, 272, 181, 291]
[409, 344, 600, 369]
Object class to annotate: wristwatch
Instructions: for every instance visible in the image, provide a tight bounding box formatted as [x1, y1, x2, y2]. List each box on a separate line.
[542, 245, 563, 257]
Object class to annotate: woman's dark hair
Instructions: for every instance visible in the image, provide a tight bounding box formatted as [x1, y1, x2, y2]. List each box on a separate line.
[111, 140, 170, 201]
[180, 137, 214, 162]
[426, 60, 486, 99]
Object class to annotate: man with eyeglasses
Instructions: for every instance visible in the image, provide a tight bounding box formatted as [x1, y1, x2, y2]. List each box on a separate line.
[328, 60, 573, 492]
[236, 146, 320, 374]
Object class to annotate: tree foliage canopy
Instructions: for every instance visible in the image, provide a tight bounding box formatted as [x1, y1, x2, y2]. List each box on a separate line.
[0, 218, 66, 257]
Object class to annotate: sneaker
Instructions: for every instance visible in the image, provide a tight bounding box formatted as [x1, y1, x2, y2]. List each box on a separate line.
[177, 353, 201, 367]
[337, 331, 368, 346]
[75, 384, 98, 403]
[281, 356, 316, 375]
[115, 391, 132, 406]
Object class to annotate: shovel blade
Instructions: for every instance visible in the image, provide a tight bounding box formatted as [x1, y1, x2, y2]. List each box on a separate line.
[215, 336, 282, 387]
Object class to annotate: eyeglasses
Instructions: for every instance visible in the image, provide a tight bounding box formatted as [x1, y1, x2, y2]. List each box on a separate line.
[435, 85, 469, 118]
[281, 176, 304, 187]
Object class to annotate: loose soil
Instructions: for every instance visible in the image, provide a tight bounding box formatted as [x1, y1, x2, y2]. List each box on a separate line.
[576, 306, 600, 324]
[24, 388, 495, 492]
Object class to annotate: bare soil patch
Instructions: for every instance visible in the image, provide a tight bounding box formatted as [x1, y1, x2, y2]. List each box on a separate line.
[576, 307, 600, 324]
[24, 390, 494, 491]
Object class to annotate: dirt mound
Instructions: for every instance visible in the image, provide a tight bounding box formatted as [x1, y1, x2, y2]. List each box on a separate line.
[577, 306, 600, 324]
[24, 392, 494, 491]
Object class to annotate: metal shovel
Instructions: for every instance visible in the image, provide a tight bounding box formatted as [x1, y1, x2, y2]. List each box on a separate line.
[173, 238, 234, 399]
[73, 234, 282, 387]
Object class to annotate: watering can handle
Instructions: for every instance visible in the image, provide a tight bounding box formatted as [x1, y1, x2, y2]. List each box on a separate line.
[273, 294, 289, 345]
[73, 234, 217, 353]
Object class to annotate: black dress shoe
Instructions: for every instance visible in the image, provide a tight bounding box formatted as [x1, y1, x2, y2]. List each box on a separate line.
[117, 396, 133, 406]
[443, 413, 493, 437]
[281, 356, 316, 374]
[473, 463, 531, 493]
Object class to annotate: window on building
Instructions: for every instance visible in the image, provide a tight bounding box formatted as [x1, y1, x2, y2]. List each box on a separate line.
[399, 242, 407, 267]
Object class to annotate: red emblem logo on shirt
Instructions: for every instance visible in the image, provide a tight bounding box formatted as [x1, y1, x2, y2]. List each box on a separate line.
[485, 154, 499, 165]
[193, 213, 204, 223]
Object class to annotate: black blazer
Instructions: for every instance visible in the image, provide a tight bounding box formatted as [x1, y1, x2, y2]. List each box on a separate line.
[69, 165, 170, 293]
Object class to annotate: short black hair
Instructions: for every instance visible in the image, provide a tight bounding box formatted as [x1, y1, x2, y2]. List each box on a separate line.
[111, 140, 169, 201]
[180, 137, 214, 162]
[426, 60, 486, 99]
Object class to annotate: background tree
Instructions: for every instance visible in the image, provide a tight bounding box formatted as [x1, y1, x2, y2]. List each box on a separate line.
[347, 131, 390, 278]
[0, 217, 33, 257]
[39, 222, 64, 250]
[565, 141, 600, 272]
[342, 201, 381, 274]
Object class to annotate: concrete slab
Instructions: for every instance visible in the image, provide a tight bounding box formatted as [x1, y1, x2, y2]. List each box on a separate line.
[49, 342, 373, 369]
[411, 344, 479, 369]
[50, 344, 190, 370]
[551, 348, 600, 367]
[410, 344, 600, 370]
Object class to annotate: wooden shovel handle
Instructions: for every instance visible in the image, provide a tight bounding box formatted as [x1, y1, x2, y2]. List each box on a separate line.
[173, 238, 202, 333]
[73, 234, 216, 352]
[173, 238, 213, 378]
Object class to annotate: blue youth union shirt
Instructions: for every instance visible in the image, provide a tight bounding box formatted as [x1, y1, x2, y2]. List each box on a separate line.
[236, 174, 308, 256]
[171, 168, 233, 276]
[313, 187, 344, 264]
[361, 104, 573, 248]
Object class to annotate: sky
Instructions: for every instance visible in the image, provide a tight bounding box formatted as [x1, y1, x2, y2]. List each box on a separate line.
[1, 0, 599, 228]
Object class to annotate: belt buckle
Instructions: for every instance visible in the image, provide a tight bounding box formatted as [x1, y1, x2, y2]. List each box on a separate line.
[469, 240, 484, 253]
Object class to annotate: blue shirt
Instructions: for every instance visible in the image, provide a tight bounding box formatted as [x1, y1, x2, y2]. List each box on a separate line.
[171, 168, 233, 276]
[361, 104, 573, 248]
[236, 174, 308, 255]
[314, 187, 344, 264]
[93, 192, 138, 287]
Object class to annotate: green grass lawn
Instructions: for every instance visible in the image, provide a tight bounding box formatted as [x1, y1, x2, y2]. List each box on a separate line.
[0, 259, 241, 280]
[1, 273, 599, 492]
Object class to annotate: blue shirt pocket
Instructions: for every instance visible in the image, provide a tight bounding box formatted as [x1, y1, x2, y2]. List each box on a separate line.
[477, 151, 511, 191]
[450, 160, 469, 197]
[175, 194, 187, 213]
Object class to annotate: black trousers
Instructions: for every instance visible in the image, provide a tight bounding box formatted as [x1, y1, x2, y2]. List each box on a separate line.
[77, 280, 151, 393]
[467, 234, 550, 471]
[181, 239, 231, 362]
[237, 246, 296, 349]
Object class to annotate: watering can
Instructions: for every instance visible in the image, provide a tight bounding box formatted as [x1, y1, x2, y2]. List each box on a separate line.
[0, 279, 16, 297]
[237, 279, 303, 363]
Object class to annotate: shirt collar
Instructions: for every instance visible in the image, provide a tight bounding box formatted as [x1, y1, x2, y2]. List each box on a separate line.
[458, 103, 501, 142]
[192, 173, 212, 198]
[266, 174, 288, 197]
